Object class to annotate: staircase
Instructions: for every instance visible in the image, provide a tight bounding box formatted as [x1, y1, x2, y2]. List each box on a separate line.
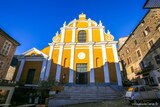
[48, 85, 122, 107]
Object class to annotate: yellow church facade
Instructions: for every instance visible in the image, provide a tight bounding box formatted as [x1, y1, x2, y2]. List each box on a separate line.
[13, 14, 122, 86]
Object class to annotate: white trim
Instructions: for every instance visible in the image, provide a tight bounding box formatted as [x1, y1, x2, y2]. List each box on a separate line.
[102, 44, 110, 83]
[22, 48, 48, 58]
[88, 23, 92, 42]
[100, 28, 110, 83]
[40, 59, 47, 80]
[72, 20, 76, 42]
[15, 59, 25, 81]
[50, 41, 117, 46]
[69, 45, 75, 83]
[112, 44, 122, 86]
[89, 45, 95, 83]
[45, 45, 54, 80]
[24, 84, 39, 87]
[60, 27, 65, 43]
[0, 86, 15, 105]
[55, 45, 64, 82]
[18, 57, 45, 61]
[67, 19, 98, 27]
[100, 28, 104, 41]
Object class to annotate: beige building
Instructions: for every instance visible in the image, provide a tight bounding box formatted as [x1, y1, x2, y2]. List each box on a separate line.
[0, 28, 20, 79]
[118, 36, 128, 50]
[118, 9, 160, 81]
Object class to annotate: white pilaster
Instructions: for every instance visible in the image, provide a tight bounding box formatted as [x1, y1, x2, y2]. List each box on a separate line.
[89, 44, 95, 83]
[69, 20, 76, 83]
[56, 45, 64, 82]
[102, 44, 110, 83]
[112, 44, 122, 86]
[45, 45, 54, 80]
[60, 27, 66, 43]
[56, 26, 66, 82]
[40, 59, 47, 81]
[69, 45, 75, 83]
[88, 20, 94, 83]
[16, 59, 25, 81]
[88, 19, 92, 42]
[100, 26, 110, 84]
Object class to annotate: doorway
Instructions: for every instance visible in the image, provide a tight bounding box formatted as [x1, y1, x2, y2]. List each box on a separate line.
[76, 64, 88, 84]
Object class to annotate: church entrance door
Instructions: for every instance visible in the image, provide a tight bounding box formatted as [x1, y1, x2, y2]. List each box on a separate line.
[76, 64, 88, 84]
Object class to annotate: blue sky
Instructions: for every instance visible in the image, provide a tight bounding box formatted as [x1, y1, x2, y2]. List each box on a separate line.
[0, 0, 148, 54]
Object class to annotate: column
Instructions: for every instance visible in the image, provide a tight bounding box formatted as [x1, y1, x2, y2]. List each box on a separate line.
[15, 59, 25, 81]
[45, 44, 54, 80]
[89, 44, 95, 83]
[5, 87, 15, 105]
[112, 44, 122, 86]
[102, 44, 110, 83]
[56, 45, 64, 82]
[40, 59, 47, 81]
[100, 26, 110, 84]
[88, 20, 95, 83]
[56, 27, 65, 82]
[69, 45, 75, 83]
[69, 19, 76, 83]
[88, 18, 92, 42]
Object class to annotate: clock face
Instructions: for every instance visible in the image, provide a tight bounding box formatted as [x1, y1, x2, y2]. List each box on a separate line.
[78, 52, 86, 59]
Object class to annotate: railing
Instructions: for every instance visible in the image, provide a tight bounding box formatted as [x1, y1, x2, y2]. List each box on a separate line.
[136, 65, 153, 75]
[0, 79, 17, 86]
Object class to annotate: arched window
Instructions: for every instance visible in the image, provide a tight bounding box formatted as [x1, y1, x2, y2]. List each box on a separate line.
[96, 57, 100, 67]
[64, 58, 68, 67]
[78, 30, 86, 42]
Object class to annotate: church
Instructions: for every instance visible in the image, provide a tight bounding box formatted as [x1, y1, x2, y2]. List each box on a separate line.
[13, 13, 122, 86]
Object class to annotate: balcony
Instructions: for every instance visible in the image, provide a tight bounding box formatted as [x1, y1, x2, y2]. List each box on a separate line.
[136, 65, 153, 75]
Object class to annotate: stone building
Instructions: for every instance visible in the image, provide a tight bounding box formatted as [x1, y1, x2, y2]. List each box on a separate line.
[140, 38, 160, 85]
[13, 13, 122, 86]
[143, 0, 160, 9]
[118, 36, 128, 50]
[0, 28, 20, 79]
[5, 56, 18, 80]
[118, 9, 160, 81]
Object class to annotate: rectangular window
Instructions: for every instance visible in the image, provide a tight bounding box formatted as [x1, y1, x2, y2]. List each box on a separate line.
[126, 48, 130, 54]
[0, 60, 4, 69]
[154, 54, 160, 64]
[137, 50, 141, 57]
[127, 57, 132, 64]
[143, 27, 150, 36]
[76, 63, 87, 72]
[149, 40, 154, 47]
[156, 24, 160, 32]
[131, 66, 134, 73]
[134, 40, 137, 46]
[26, 69, 35, 84]
[121, 54, 124, 60]
[1, 40, 12, 56]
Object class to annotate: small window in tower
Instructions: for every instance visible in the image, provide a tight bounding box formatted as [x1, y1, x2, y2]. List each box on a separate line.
[78, 30, 86, 42]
